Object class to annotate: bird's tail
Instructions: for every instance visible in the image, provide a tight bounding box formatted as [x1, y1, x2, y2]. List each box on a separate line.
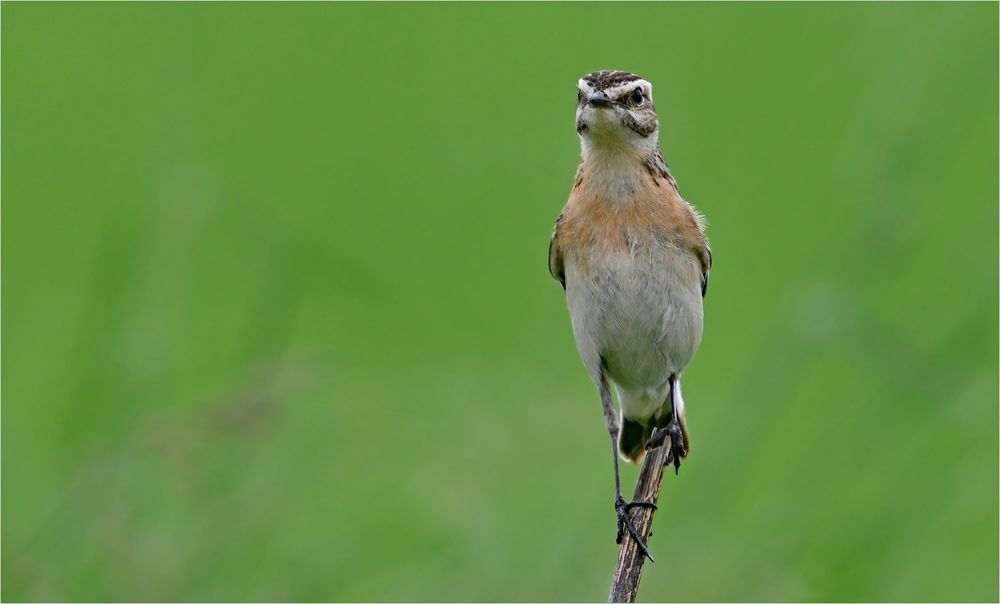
[617, 378, 690, 464]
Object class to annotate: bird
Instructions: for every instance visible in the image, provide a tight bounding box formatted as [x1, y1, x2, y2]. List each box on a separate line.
[548, 70, 711, 560]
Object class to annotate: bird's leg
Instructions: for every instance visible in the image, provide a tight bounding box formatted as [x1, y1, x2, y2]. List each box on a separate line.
[600, 370, 656, 562]
[647, 374, 687, 474]
[610, 434, 657, 560]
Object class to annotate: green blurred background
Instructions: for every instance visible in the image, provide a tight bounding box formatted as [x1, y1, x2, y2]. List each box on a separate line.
[2, 3, 997, 602]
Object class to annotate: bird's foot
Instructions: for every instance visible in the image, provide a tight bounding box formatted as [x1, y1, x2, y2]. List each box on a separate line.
[614, 495, 657, 561]
[647, 422, 686, 474]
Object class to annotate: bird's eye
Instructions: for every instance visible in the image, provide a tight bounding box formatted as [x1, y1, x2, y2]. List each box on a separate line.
[630, 88, 644, 104]
[578, 90, 585, 104]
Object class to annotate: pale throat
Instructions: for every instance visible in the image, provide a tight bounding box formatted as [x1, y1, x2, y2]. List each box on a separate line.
[579, 134, 660, 199]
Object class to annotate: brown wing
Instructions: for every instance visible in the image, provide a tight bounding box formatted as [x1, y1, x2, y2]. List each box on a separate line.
[682, 198, 711, 298]
[698, 242, 712, 297]
[548, 213, 565, 289]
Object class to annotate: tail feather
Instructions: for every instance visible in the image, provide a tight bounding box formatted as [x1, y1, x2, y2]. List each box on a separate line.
[674, 410, 691, 460]
[674, 377, 690, 458]
[617, 377, 691, 464]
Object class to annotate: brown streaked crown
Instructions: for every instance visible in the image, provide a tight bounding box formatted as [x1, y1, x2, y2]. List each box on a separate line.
[582, 70, 642, 90]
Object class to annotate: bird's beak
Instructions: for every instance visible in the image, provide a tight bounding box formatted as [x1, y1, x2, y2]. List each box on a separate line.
[588, 91, 612, 108]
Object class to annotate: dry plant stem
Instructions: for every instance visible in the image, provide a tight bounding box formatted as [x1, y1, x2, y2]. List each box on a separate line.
[608, 441, 671, 603]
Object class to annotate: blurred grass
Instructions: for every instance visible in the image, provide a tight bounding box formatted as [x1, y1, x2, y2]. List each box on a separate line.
[2, 2, 997, 602]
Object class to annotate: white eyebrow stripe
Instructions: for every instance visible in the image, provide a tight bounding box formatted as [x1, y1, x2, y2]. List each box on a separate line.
[604, 79, 653, 101]
[577, 79, 595, 96]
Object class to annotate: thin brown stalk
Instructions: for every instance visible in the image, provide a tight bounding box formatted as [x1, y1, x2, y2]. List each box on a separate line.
[608, 443, 671, 603]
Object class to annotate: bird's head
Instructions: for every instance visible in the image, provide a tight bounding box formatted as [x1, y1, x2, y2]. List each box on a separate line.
[576, 70, 659, 155]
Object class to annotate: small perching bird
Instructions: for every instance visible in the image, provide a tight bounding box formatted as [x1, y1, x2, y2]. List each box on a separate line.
[548, 70, 711, 560]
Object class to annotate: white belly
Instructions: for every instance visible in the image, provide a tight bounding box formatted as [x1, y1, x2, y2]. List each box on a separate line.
[566, 244, 703, 419]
